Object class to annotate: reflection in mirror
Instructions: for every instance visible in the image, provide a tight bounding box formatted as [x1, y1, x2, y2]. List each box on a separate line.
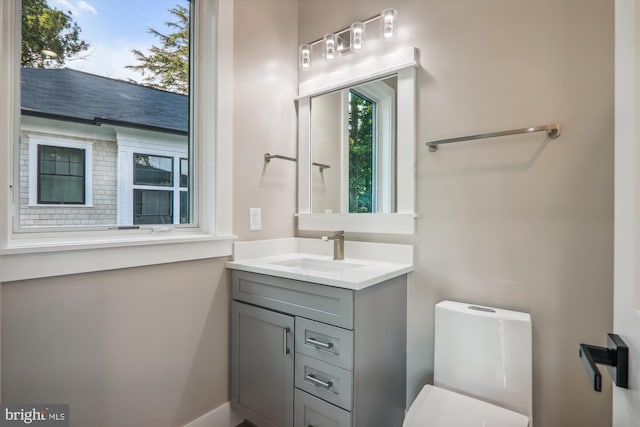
[311, 76, 397, 214]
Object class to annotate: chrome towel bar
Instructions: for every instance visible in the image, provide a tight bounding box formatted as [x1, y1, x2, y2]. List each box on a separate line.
[426, 123, 560, 152]
[264, 153, 331, 172]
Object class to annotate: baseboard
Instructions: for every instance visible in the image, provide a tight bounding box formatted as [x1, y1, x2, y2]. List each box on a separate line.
[183, 402, 243, 427]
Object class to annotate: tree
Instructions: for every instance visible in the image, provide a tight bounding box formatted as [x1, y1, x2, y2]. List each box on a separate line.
[21, 0, 90, 68]
[126, 4, 189, 94]
[348, 90, 374, 213]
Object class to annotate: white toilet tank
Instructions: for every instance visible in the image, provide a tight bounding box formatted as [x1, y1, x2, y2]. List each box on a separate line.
[434, 300, 532, 420]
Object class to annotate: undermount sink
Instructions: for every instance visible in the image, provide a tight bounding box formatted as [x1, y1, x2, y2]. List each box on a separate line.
[269, 257, 363, 273]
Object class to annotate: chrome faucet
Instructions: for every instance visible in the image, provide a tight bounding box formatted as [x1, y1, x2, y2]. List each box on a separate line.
[322, 231, 345, 260]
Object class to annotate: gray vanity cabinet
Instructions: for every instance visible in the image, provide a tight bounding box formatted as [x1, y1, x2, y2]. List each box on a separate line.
[230, 270, 407, 427]
[231, 301, 295, 427]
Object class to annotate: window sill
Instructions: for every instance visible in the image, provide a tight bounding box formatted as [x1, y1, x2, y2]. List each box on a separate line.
[0, 232, 235, 282]
[27, 204, 94, 208]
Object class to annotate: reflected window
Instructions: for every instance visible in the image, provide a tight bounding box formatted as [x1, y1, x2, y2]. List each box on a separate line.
[134, 154, 173, 186]
[348, 90, 376, 213]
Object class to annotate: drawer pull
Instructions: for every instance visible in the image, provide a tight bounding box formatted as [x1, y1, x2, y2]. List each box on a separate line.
[305, 374, 333, 389]
[306, 337, 334, 349]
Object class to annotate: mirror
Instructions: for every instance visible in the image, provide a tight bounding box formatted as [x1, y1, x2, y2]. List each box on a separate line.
[311, 76, 397, 214]
[297, 46, 417, 234]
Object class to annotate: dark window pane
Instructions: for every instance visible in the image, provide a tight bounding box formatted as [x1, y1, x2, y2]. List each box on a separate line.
[39, 175, 84, 204]
[180, 190, 188, 224]
[41, 160, 55, 174]
[134, 189, 173, 225]
[180, 158, 188, 188]
[38, 145, 85, 204]
[134, 154, 173, 186]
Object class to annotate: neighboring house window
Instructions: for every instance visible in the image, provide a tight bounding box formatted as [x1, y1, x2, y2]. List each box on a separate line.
[28, 136, 93, 207]
[38, 145, 85, 204]
[116, 141, 188, 226]
[133, 153, 181, 225]
[179, 158, 189, 224]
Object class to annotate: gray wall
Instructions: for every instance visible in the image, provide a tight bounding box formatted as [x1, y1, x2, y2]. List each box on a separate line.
[2, 259, 231, 426]
[298, 1, 614, 426]
[233, 0, 299, 241]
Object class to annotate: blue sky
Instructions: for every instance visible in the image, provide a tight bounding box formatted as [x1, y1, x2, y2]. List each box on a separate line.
[50, 0, 188, 81]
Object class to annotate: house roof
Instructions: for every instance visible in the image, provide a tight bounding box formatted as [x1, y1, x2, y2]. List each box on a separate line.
[21, 67, 188, 134]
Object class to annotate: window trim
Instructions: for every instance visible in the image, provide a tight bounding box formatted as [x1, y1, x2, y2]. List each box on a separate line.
[131, 151, 187, 225]
[29, 135, 94, 207]
[345, 80, 396, 214]
[0, 0, 235, 282]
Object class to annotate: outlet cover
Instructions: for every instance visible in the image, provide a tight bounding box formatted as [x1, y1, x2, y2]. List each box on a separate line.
[249, 208, 262, 231]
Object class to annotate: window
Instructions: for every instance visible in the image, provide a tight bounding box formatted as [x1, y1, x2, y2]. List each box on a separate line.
[134, 154, 173, 187]
[27, 136, 94, 216]
[346, 78, 396, 214]
[131, 152, 188, 225]
[18, 0, 192, 229]
[179, 158, 189, 224]
[1, 0, 234, 282]
[38, 145, 86, 204]
[348, 90, 376, 213]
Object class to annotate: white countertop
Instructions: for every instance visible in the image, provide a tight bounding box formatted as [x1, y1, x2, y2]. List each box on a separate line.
[226, 238, 414, 290]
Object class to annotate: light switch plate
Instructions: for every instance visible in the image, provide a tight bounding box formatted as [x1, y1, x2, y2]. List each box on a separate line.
[249, 208, 262, 231]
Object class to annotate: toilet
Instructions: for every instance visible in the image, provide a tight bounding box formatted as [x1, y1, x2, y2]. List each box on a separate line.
[404, 300, 532, 426]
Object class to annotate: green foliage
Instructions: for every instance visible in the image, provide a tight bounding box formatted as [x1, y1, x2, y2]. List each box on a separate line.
[21, 0, 90, 68]
[126, 4, 190, 94]
[348, 90, 374, 213]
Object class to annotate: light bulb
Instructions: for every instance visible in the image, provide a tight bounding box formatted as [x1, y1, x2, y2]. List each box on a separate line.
[381, 8, 397, 39]
[324, 33, 337, 60]
[350, 22, 365, 50]
[299, 44, 311, 69]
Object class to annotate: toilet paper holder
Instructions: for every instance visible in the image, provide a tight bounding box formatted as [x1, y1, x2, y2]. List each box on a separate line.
[579, 333, 628, 392]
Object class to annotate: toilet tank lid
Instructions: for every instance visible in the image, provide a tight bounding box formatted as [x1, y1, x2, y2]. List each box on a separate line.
[436, 300, 531, 323]
[404, 385, 530, 427]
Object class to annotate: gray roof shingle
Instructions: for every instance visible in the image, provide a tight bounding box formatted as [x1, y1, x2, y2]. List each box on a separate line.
[21, 67, 188, 134]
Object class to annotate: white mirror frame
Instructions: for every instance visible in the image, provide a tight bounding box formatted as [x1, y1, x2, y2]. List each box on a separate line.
[296, 46, 418, 234]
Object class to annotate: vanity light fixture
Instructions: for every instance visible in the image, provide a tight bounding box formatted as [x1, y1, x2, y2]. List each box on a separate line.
[299, 44, 312, 69]
[381, 8, 397, 39]
[298, 8, 398, 70]
[350, 22, 365, 50]
[324, 33, 338, 59]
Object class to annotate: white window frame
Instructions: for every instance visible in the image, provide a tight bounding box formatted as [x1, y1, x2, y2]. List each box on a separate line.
[28, 135, 94, 207]
[0, 0, 235, 282]
[339, 80, 396, 214]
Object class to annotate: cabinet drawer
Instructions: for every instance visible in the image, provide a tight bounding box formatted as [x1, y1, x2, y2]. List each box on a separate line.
[295, 354, 353, 411]
[296, 317, 353, 370]
[295, 389, 351, 427]
[232, 271, 354, 329]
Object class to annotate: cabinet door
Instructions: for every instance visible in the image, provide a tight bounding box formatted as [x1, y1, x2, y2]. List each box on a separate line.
[232, 301, 294, 427]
